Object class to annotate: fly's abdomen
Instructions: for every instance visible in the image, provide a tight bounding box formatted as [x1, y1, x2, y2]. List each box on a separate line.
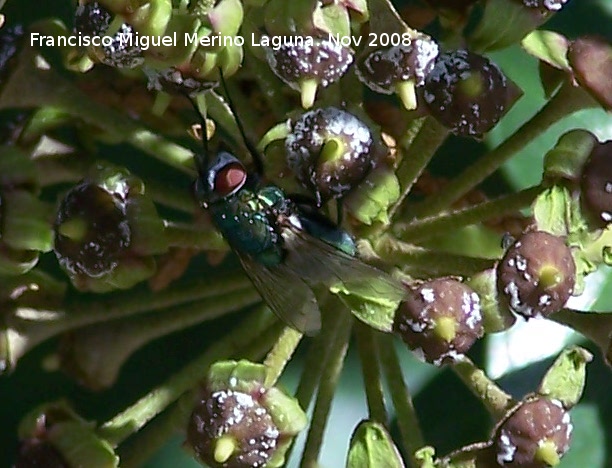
[210, 189, 284, 266]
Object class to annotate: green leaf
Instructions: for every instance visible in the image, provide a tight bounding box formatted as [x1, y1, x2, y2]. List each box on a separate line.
[335, 292, 398, 333]
[533, 185, 575, 236]
[344, 165, 400, 226]
[347, 420, 405, 468]
[521, 30, 570, 72]
[538, 346, 592, 409]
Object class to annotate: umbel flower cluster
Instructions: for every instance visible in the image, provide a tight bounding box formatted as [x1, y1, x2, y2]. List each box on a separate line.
[0, 0, 611, 467]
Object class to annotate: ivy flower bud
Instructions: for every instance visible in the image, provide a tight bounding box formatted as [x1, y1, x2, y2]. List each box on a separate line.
[74, 1, 144, 68]
[53, 164, 167, 292]
[497, 231, 576, 319]
[580, 141, 612, 226]
[186, 360, 307, 468]
[393, 278, 483, 366]
[423, 49, 517, 138]
[567, 36, 612, 112]
[494, 398, 572, 467]
[265, 36, 354, 108]
[285, 107, 386, 203]
[356, 32, 439, 110]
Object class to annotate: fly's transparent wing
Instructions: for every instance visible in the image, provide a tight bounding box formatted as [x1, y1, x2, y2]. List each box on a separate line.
[280, 226, 407, 302]
[237, 253, 322, 336]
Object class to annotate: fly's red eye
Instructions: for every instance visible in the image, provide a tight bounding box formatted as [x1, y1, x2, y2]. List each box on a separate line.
[214, 162, 247, 196]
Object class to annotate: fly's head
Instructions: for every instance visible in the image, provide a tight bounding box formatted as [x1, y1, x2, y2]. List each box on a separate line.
[194, 151, 248, 208]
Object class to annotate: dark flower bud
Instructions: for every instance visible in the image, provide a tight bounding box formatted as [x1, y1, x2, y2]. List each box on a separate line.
[580, 141, 612, 226]
[423, 49, 516, 138]
[567, 36, 612, 111]
[356, 33, 438, 109]
[54, 181, 131, 278]
[393, 278, 483, 365]
[495, 398, 572, 467]
[186, 360, 307, 468]
[265, 36, 354, 108]
[74, 1, 144, 68]
[497, 231, 575, 319]
[285, 107, 386, 202]
[53, 164, 167, 292]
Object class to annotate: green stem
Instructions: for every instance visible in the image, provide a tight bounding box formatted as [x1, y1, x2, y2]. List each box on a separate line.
[355, 323, 387, 424]
[412, 81, 597, 218]
[98, 307, 278, 445]
[376, 236, 495, 276]
[53, 288, 263, 391]
[164, 222, 228, 250]
[5, 272, 253, 373]
[300, 311, 353, 467]
[386, 117, 450, 223]
[263, 327, 304, 387]
[451, 357, 515, 419]
[394, 185, 543, 243]
[0, 45, 194, 174]
[378, 335, 424, 466]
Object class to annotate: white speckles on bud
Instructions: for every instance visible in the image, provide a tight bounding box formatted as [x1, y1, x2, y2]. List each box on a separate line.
[265, 36, 354, 108]
[497, 231, 576, 319]
[394, 278, 483, 366]
[494, 398, 572, 467]
[285, 107, 385, 201]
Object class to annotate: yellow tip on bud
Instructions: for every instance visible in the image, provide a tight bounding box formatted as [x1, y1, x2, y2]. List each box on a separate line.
[434, 316, 458, 342]
[535, 439, 561, 466]
[57, 218, 88, 241]
[396, 80, 417, 110]
[300, 78, 318, 109]
[214, 435, 238, 463]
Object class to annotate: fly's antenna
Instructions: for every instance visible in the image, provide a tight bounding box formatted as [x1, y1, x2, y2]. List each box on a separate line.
[218, 69, 265, 176]
[187, 93, 209, 177]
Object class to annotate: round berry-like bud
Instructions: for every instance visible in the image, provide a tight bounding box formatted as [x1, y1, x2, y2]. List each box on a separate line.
[356, 33, 438, 109]
[423, 49, 511, 137]
[186, 361, 307, 468]
[567, 36, 612, 112]
[265, 36, 354, 108]
[74, 1, 144, 68]
[285, 107, 385, 202]
[580, 141, 612, 225]
[393, 278, 483, 365]
[53, 181, 131, 278]
[187, 388, 280, 467]
[497, 231, 575, 319]
[495, 398, 572, 467]
[356, 34, 438, 90]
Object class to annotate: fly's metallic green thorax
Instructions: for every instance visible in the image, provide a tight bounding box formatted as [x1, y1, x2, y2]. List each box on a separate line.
[208, 185, 291, 267]
[190, 87, 405, 336]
